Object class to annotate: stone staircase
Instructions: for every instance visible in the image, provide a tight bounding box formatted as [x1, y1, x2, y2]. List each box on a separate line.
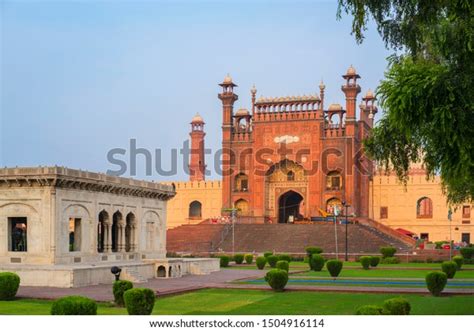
[167, 222, 414, 254]
[122, 266, 148, 283]
[166, 224, 227, 253]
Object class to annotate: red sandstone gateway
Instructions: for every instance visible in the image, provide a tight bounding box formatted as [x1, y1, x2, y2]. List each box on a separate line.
[206, 67, 377, 223]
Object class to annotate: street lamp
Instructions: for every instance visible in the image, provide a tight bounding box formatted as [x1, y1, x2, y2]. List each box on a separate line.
[334, 205, 340, 260]
[342, 201, 350, 261]
[222, 207, 238, 255]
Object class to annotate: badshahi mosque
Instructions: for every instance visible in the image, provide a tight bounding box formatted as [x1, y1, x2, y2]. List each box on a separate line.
[166, 67, 472, 252]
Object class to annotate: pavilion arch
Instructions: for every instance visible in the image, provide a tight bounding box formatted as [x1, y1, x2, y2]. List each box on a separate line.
[0, 202, 39, 253]
[188, 200, 202, 219]
[416, 197, 433, 218]
[63, 204, 91, 253]
[234, 199, 249, 216]
[97, 210, 110, 253]
[125, 212, 137, 252]
[0, 202, 39, 215]
[143, 210, 161, 251]
[157, 265, 166, 277]
[111, 211, 123, 252]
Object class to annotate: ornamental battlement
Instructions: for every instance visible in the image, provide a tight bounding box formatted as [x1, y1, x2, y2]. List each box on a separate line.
[0, 166, 176, 199]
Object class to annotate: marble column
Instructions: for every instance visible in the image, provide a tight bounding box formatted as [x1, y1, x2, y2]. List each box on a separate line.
[130, 226, 136, 252]
[120, 224, 126, 252]
[106, 223, 112, 253]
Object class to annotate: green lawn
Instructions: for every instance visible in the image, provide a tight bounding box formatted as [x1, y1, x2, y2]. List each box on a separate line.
[1, 289, 473, 315]
[294, 268, 474, 279]
[230, 261, 474, 271]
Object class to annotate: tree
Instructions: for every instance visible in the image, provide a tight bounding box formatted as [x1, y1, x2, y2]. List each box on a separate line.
[338, 0, 474, 204]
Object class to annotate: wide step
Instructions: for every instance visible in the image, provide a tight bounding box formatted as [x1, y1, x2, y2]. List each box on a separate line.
[167, 223, 413, 254]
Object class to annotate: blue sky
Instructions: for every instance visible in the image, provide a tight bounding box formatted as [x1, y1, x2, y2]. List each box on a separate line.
[1, 0, 391, 180]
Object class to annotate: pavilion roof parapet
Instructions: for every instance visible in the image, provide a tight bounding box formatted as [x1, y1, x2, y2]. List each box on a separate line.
[0, 166, 176, 199]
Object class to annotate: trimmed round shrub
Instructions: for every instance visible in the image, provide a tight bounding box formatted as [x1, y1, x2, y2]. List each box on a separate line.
[0, 272, 20, 301]
[123, 288, 156, 315]
[244, 254, 254, 264]
[256, 256, 267, 270]
[426, 271, 448, 296]
[267, 255, 279, 268]
[276, 260, 289, 272]
[460, 247, 474, 259]
[380, 246, 397, 258]
[370, 256, 381, 267]
[305, 246, 323, 257]
[382, 298, 411, 315]
[309, 254, 325, 271]
[264, 251, 273, 258]
[51, 296, 97, 315]
[113, 280, 133, 306]
[355, 305, 383, 315]
[326, 260, 343, 278]
[277, 254, 292, 262]
[220, 255, 230, 267]
[441, 261, 457, 279]
[264, 269, 289, 291]
[233, 254, 245, 264]
[360, 256, 371, 270]
[381, 257, 400, 264]
[453, 256, 464, 270]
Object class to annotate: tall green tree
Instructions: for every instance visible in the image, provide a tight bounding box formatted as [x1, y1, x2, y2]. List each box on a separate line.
[338, 0, 474, 204]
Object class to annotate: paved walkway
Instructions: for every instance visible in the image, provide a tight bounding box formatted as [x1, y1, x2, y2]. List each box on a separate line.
[17, 268, 474, 302]
[17, 269, 265, 302]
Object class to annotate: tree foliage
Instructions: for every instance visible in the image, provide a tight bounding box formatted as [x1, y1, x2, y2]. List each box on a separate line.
[338, 0, 474, 203]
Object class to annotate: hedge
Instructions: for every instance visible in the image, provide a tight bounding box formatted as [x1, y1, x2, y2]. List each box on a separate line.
[0, 272, 20, 301]
[256, 256, 267, 270]
[267, 255, 279, 268]
[50, 296, 97, 315]
[220, 256, 230, 268]
[382, 298, 411, 315]
[359, 256, 371, 270]
[453, 256, 464, 270]
[460, 247, 474, 259]
[381, 257, 400, 264]
[380, 246, 397, 258]
[370, 256, 380, 267]
[264, 251, 273, 258]
[441, 261, 457, 279]
[355, 305, 383, 315]
[326, 260, 343, 278]
[234, 254, 245, 264]
[276, 260, 289, 272]
[305, 246, 323, 257]
[244, 254, 254, 264]
[113, 280, 133, 306]
[426, 271, 447, 296]
[123, 288, 156, 315]
[277, 254, 292, 262]
[264, 269, 288, 291]
[309, 254, 325, 271]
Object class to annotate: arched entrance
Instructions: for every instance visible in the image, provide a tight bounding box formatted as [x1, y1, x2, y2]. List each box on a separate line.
[278, 190, 303, 223]
[157, 265, 166, 277]
[234, 199, 249, 216]
[188, 201, 202, 219]
[326, 198, 342, 215]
